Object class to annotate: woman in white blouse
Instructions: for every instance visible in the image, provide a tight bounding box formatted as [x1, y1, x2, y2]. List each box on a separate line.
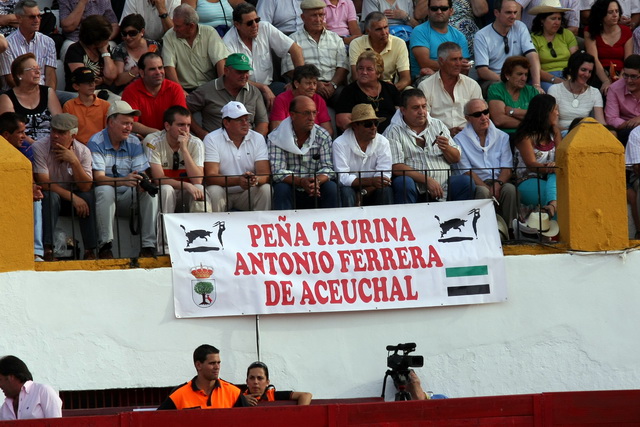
[548, 50, 605, 131]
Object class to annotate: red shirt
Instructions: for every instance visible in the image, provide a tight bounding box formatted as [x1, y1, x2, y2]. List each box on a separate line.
[586, 24, 632, 71]
[121, 78, 187, 131]
[269, 90, 331, 125]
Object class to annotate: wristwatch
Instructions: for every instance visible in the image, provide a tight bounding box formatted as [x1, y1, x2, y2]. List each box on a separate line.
[101, 52, 111, 58]
[508, 109, 514, 117]
[330, 81, 337, 90]
[360, 189, 368, 196]
[550, 77, 556, 83]
[159, 13, 169, 18]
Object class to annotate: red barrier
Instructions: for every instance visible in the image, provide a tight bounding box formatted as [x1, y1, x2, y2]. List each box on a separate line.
[3, 390, 640, 426]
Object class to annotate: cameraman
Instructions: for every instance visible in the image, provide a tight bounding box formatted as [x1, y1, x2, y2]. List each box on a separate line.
[407, 370, 431, 400]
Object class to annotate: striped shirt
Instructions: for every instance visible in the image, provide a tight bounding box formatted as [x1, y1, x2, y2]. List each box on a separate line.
[268, 121, 335, 183]
[282, 28, 348, 80]
[383, 111, 460, 198]
[0, 30, 56, 87]
[88, 129, 150, 177]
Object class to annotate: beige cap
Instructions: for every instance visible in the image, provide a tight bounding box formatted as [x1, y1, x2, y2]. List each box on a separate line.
[300, 0, 326, 10]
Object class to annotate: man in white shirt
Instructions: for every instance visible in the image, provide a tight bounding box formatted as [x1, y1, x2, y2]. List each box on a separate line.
[455, 98, 518, 229]
[0, 355, 62, 420]
[333, 103, 393, 207]
[223, 2, 304, 107]
[418, 42, 482, 137]
[204, 101, 271, 212]
[383, 88, 475, 203]
[474, 0, 544, 94]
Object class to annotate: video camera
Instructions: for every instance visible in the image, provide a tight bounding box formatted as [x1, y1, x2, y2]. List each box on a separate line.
[139, 172, 158, 197]
[381, 342, 424, 401]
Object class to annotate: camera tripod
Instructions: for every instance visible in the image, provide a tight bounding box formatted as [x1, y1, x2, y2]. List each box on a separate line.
[381, 369, 413, 401]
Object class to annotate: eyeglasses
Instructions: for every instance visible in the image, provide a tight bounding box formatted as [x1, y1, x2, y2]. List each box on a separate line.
[502, 35, 510, 54]
[547, 41, 557, 58]
[111, 164, 120, 177]
[23, 14, 42, 20]
[622, 73, 640, 81]
[468, 108, 490, 118]
[24, 66, 41, 72]
[244, 17, 261, 26]
[121, 29, 140, 38]
[358, 120, 378, 128]
[292, 110, 318, 117]
[173, 151, 180, 170]
[429, 5, 450, 11]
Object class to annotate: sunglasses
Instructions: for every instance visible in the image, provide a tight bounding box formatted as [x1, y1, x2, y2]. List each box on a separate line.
[121, 29, 140, 37]
[245, 17, 261, 26]
[502, 35, 510, 54]
[429, 5, 450, 11]
[468, 108, 490, 118]
[173, 152, 180, 170]
[358, 120, 378, 128]
[547, 41, 557, 58]
[112, 164, 120, 177]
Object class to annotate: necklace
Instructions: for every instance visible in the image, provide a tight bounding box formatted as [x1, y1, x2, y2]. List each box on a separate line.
[568, 81, 584, 108]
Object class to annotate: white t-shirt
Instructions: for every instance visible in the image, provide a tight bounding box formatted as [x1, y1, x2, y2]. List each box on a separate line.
[203, 128, 268, 193]
[548, 83, 603, 130]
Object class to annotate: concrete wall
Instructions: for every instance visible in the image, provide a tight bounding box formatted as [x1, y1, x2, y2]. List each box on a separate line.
[1, 249, 639, 400]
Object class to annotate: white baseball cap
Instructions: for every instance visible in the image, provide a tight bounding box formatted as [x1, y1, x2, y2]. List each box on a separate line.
[221, 101, 251, 120]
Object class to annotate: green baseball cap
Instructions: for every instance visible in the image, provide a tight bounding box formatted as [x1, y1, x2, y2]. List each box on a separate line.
[225, 53, 253, 71]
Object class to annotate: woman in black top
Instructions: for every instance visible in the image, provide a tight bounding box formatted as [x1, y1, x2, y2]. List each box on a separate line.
[336, 50, 400, 133]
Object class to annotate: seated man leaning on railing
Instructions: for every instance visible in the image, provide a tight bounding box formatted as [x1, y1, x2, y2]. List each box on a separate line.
[88, 101, 159, 259]
[143, 105, 205, 251]
[382, 88, 475, 203]
[203, 101, 271, 212]
[32, 114, 97, 261]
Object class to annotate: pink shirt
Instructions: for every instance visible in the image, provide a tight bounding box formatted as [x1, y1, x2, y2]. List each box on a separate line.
[270, 90, 331, 125]
[0, 381, 62, 420]
[604, 78, 640, 129]
[323, 0, 357, 37]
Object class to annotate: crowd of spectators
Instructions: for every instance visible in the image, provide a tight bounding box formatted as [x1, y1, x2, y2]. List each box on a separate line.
[0, 0, 639, 259]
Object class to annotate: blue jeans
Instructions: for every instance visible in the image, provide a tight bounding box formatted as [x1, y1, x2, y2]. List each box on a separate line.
[34, 201, 43, 256]
[340, 185, 393, 207]
[518, 173, 557, 207]
[540, 70, 564, 93]
[273, 181, 339, 210]
[392, 175, 475, 203]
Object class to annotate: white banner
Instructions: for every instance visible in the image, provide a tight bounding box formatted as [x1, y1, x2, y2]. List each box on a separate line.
[165, 200, 507, 318]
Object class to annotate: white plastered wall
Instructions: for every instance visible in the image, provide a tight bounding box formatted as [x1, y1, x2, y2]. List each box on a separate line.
[1, 250, 639, 400]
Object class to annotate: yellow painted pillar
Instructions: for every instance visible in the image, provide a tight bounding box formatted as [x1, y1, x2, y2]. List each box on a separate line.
[0, 136, 34, 271]
[556, 118, 628, 251]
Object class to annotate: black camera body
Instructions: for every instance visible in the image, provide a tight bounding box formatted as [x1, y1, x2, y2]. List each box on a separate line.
[382, 343, 424, 400]
[139, 172, 158, 197]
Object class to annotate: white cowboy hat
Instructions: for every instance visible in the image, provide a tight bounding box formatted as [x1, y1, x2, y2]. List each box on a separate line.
[528, 0, 570, 15]
[525, 211, 559, 237]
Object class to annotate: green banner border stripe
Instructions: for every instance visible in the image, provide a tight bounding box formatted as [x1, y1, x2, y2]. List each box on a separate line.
[446, 266, 488, 277]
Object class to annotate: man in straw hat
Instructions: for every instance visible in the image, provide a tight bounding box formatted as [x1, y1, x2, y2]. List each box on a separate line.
[333, 103, 393, 207]
[88, 100, 159, 259]
[268, 95, 338, 210]
[383, 88, 475, 203]
[32, 113, 97, 260]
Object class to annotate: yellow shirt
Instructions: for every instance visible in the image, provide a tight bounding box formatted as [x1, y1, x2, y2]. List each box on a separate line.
[349, 34, 409, 83]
